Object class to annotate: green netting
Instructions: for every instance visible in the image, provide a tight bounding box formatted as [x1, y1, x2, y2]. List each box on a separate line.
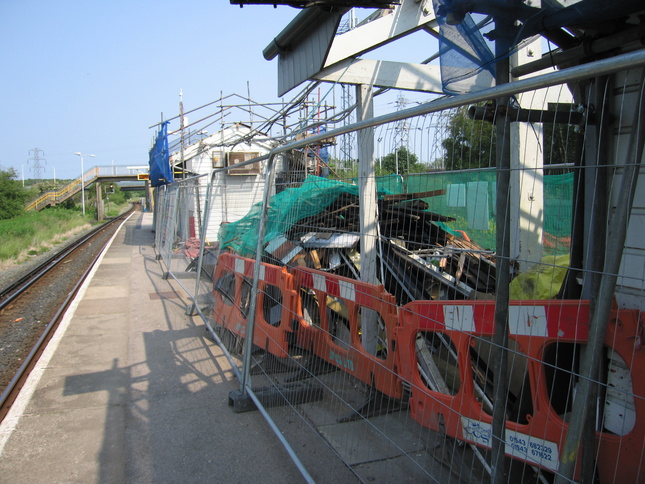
[219, 170, 573, 257]
[402, 170, 573, 252]
[405, 169, 498, 249]
[543, 172, 573, 237]
[218, 175, 392, 256]
[349, 173, 405, 194]
[374, 174, 405, 194]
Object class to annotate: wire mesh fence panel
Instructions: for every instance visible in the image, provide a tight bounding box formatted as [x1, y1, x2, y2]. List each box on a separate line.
[154, 184, 174, 268]
[152, 178, 218, 312]
[183, 53, 645, 484]
[155, 182, 179, 275]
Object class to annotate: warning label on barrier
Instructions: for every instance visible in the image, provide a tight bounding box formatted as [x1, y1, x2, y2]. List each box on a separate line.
[443, 305, 476, 332]
[460, 417, 559, 471]
[508, 305, 548, 337]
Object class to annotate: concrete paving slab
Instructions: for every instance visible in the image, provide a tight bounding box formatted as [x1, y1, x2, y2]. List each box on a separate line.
[256, 404, 362, 483]
[43, 331, 130, 368]
[352, 452, 459, 483]
[84, 285, 131, 299]
[126, 330, 224, 399]
[0, 405, 125, 484]
[85, 271, 131, 286]
[94, 262, 133, 273]
[74, 296, 130, 316]
[317, 418, 419, 465]
[101, 257, 132, 265]
[168, 272, 198, 281]
[27, 361, 129, 412]
[291, 371, 375, 427]
[62, 312, 129, 335]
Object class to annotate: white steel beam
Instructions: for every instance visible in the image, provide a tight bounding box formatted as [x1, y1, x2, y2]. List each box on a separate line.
[324, 0, 437, 67]
[313, 58, 444, 93]
[356, 83, 379, 356]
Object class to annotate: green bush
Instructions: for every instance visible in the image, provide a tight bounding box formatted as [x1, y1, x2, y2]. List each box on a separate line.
[0, 168, 28, 220]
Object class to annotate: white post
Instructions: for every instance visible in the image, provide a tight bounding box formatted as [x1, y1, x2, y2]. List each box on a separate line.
[356, 84, 379, 356]
[510, 38, 548, 271]
[75, 152, 95, 216]
[81, 155, 85, 215]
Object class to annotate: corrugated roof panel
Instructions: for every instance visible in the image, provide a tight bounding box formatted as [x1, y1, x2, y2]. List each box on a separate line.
[276, 11, 343, 96]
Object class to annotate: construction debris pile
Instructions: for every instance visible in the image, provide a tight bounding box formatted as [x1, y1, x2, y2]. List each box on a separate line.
[219, 176, 497, 304]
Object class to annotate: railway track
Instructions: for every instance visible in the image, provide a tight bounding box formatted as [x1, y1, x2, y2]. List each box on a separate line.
[0, 209, 134, 422]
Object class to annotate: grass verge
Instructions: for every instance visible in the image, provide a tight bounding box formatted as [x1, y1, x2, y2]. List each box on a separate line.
[0, 209, 93, 264]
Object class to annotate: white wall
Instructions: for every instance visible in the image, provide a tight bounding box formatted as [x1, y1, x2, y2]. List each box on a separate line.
[183, 130, 272, 246]
[610, 69, 645, 310]
[205, 170, 266, 243]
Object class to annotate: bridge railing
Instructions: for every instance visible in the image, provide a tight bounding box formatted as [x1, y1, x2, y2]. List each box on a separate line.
[94, 165, 147, 177]
[25, 165, 147, 211]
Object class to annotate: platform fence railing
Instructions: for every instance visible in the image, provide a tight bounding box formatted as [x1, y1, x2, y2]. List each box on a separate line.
[154, 49, 645, 484]
[152, 177, 209, 296]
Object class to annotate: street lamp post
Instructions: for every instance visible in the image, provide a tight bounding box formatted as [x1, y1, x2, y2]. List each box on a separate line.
[74, 152, 95, 215]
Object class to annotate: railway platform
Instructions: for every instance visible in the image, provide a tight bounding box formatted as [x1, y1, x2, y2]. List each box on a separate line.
[0, 211, 355, 483]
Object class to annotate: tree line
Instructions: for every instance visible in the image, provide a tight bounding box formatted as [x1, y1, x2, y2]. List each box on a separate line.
[328, 103, 577, 177]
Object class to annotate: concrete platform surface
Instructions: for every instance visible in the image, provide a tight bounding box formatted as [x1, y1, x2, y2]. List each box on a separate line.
[0, 212, 352, 484]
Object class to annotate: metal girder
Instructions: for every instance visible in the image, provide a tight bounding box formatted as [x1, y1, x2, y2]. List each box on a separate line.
[313, 58, 444, 93]
[323, 0, 436, 67]
[263, 0, 438, 96]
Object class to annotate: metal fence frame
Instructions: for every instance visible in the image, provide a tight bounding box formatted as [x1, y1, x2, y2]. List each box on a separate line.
[153, 176, 206, 291]
[156, 49, 645, 483]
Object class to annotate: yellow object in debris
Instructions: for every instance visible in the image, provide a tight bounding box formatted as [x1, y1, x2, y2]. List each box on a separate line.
[326, 296, 350, 320]
[509, 255, 570, 300]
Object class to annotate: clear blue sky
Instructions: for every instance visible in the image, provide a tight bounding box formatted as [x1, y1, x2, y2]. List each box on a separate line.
[0, 1, 300, 180]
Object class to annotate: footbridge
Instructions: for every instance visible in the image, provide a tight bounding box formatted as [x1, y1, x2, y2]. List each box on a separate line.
[25, 165, 148, 212]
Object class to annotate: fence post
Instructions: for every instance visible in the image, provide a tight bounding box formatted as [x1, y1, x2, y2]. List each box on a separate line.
[240, 154, 278, 393]
[491, 14, 513, 484]
[188, 173, 214, 316]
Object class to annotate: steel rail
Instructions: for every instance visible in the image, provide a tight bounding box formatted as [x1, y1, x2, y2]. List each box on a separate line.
[0, 254, 98, 420]
[0, 211, 133, 312]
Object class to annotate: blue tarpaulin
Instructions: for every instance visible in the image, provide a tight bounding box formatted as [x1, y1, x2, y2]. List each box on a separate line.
[432, 0, 496, 95]
[319, 126, 329, 177]
[149, 121, 174, 187]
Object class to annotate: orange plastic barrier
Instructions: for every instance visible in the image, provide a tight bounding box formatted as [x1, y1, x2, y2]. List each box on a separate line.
[291, 267, 402, 399]
[211, 252, 298, 357]
[212, 249, 644, 481]
[398, 299, 645, 482]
